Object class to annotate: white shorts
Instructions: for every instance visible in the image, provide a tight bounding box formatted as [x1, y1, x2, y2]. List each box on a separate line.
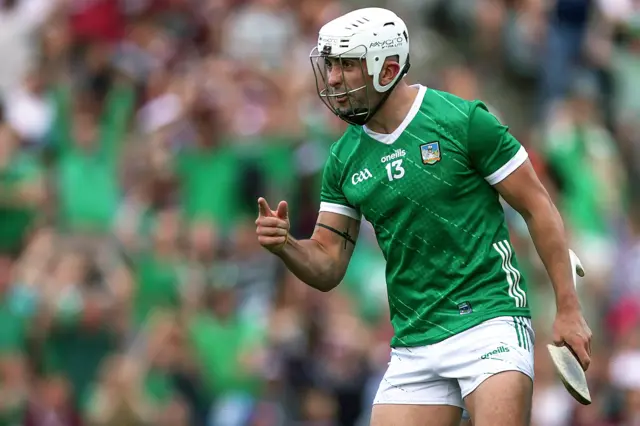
[373, 316, 535, 412]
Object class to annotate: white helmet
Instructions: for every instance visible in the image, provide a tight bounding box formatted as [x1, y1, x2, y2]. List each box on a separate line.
[310, 8, 411, 125]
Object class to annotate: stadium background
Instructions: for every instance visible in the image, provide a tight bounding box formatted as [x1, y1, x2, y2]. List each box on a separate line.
[0, 0, 638, 425]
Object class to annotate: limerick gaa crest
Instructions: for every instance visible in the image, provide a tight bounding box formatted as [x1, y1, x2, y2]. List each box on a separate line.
[420, 141, 441, 165]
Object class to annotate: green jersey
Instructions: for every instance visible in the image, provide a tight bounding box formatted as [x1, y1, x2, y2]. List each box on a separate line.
[320, 85, 530, 347]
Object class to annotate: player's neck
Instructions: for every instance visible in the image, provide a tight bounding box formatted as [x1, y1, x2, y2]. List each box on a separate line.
[365, 83, 419, 134]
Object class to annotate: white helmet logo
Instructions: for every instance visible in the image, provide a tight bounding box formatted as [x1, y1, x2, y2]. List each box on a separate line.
[369, 37, 404, 49]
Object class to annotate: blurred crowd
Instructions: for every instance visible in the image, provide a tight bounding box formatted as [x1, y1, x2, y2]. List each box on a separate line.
[0, 0, 638, 425]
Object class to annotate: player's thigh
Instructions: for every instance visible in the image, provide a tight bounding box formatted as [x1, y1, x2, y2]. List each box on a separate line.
[463, 370, 532, 426]
[372, 347, 464, 426]
[371, 404, 462, 426]
[438, 316, 534, 426]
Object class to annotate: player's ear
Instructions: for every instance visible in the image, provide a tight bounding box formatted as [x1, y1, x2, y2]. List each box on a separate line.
[379, 56, 401, 86]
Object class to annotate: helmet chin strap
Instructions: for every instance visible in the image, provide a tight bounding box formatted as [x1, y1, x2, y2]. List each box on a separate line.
[337, 57, 411, 127]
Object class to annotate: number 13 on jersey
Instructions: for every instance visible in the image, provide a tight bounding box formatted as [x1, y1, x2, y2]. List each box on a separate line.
[386, 159, 405, 181]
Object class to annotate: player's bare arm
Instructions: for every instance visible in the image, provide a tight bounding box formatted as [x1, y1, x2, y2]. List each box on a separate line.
[256, 197, 360, 292]
[494, 159, 592, 370]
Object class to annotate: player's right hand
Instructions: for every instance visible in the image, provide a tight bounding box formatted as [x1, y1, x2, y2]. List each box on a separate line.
[256, 197, 290, 253]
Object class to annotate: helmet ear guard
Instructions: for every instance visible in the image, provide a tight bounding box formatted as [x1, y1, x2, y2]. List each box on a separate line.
[360, 53, 411, 125]
[368, 50, 410, 94]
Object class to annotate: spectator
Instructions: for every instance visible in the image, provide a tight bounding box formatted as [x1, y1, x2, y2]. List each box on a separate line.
[0, 124, 45, 257]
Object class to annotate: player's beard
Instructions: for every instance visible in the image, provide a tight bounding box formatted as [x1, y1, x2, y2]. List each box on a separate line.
[332, 93, 370, 125]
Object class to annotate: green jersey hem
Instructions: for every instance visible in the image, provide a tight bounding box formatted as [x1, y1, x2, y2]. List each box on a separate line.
[390, 308, 532, 348]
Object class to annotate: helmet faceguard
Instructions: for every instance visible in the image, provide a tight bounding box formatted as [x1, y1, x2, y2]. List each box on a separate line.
[310, 45, 410, 126]
[310, 45, 371, 126]
[309, 8, 411, 126]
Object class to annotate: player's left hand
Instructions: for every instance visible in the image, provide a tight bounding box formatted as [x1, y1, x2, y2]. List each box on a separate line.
[552, 308, 592, 371]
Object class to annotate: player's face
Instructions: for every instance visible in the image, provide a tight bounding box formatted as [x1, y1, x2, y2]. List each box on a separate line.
[322, 56, 375, 116]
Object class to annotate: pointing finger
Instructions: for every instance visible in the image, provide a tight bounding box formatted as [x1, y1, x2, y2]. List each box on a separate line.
[257, 197, 273, 217]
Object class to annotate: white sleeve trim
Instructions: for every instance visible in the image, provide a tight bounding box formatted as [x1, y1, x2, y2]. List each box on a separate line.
[319, 202, 361, 221]
[485, 146, 528, 185]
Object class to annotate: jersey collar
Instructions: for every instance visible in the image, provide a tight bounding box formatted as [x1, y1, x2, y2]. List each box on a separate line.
[362, 84, 427, 145]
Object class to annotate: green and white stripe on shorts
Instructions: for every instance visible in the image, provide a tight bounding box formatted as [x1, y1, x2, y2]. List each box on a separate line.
[512, 316, 532, 351]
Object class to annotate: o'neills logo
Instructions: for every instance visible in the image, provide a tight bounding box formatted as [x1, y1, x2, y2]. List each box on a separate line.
[381, 149, 406, 163]
[481, 346, 511, 359]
